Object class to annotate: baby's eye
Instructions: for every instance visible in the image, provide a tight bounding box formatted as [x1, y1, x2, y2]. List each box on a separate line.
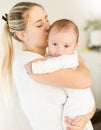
[64, 45, 69, 48]
[53, 43, 57, 46]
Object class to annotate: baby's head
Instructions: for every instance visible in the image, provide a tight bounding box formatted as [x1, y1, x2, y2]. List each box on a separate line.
[48, 19, 79, 57]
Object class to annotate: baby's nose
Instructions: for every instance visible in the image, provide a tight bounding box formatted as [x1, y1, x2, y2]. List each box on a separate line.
[58, 47, 64, 54]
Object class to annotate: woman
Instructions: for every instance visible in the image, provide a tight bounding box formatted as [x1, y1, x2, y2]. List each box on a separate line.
[1, 1, 95, 130]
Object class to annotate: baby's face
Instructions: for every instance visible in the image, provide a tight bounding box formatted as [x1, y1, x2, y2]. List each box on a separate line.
[48, 29, 78, 57]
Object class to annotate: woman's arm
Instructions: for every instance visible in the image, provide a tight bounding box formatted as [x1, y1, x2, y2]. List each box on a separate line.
[29, 55, 92, 89]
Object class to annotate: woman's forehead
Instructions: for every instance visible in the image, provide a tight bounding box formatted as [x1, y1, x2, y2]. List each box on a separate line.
[28, 6, 47, 23]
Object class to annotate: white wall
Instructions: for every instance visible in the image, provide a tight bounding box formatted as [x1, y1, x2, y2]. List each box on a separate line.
[0, 1, 101, 129]
[0, 0, 101, 49]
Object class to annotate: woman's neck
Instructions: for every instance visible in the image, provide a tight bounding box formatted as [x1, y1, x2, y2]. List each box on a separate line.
[25, 47, 46, 56]
[35, 48, 46, 56]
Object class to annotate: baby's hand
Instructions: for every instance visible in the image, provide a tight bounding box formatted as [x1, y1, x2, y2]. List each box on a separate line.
[25, 62, 33, 75]
[25, 58, 45, 75]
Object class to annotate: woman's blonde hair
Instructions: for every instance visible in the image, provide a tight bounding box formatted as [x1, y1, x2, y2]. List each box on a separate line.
[0, 2, 43, 105]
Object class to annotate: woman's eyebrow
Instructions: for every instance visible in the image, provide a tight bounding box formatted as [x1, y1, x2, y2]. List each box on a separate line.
[34, 15, 48, 23]
[34, 19, 42, 23]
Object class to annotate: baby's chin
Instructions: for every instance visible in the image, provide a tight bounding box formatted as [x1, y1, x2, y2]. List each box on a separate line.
[50, 53, 60, 57]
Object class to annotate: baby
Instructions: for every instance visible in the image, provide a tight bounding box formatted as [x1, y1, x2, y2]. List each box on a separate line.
[25, 19, 95, 130]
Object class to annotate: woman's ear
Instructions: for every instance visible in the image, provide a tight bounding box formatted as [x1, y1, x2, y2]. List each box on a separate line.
[15, 31, 25, 41]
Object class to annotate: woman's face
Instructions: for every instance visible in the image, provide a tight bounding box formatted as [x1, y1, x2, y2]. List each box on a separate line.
[23, 6, 50, 51]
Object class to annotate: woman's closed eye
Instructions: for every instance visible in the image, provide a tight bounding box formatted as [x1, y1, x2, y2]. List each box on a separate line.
[36, 24, 43, 28]
[36, 20, 49, 28]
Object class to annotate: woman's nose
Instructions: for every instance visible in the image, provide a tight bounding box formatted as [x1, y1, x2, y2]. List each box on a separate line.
[44, 21, 50, 31]
[46, 22, 50, 31]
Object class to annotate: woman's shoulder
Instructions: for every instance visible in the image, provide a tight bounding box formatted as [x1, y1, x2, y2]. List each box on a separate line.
[14, 51, 43, 63]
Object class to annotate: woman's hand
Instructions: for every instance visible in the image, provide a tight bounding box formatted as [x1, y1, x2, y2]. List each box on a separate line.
[64, 116, 87, 130]
[64, 104, 96, 130]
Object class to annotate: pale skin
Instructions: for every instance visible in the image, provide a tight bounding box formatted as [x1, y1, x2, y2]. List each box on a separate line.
[16, 6, 95, 130]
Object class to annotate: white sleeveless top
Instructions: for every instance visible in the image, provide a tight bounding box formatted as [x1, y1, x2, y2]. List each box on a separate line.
[13, 51, 67, 130]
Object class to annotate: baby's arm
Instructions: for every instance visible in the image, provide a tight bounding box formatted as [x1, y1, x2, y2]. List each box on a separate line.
[27, 55, 92, 89]
[25, 53, 79, 75]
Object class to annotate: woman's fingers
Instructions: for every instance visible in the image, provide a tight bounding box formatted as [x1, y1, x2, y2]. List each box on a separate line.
[67, 125, 84, 130]
[64, 116, 72, 124]
[64, 116, 85, 130]
[71, 116, 82, 125]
